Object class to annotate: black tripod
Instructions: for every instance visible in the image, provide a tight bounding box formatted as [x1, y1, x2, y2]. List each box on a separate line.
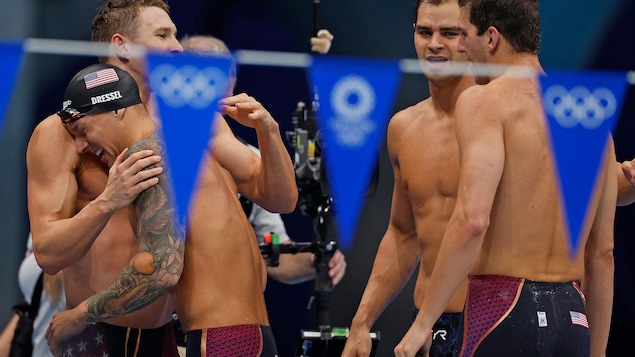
[259, 194, 346, 357]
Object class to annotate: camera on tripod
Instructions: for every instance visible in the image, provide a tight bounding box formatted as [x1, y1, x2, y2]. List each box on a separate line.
[285, 100, 330, 218]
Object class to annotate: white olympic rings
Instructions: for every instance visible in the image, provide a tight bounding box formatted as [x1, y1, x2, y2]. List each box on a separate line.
[150, 64, 227, 109]
[543, 85, 617, 129]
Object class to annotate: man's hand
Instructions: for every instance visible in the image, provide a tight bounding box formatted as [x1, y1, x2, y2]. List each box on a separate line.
[219, 93, 277, 131]
[621, 159, 635, 186]
[311, 29, 334, 54]
[100, 149, 163, 212]
[394, 322, 432, 357]
[45, 302, 88, 357]
[341, 323, 372, 357]
[327, 250, 347, 286]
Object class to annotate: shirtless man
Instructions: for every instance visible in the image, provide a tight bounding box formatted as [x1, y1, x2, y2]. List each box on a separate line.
[28, 1, 183, 355]
[49, 23, 297, 356]
[395, 0, 616, 356]
[172, 91, 296, 355]
[341, 1, 474, 356]
[44, 63, 185, 356]
[180, 34, 347, 287]
[165, 41, 297, 356]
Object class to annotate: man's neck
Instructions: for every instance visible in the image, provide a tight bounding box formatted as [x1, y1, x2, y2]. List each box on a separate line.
[119, 113, 157, 152]
[491, 50, 543, 79]
[429, 75, 476, 113]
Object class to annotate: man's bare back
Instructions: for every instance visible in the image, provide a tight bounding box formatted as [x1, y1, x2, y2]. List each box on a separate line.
[462, 75, 604, 281]
[395, 1, 616, 355]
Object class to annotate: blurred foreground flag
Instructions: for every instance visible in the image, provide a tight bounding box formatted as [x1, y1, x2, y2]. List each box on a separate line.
[0, 41, 26, 137]
[147, 52, 232, 225]
[308, 56, 401, 251]
[540, 69, 627, 256]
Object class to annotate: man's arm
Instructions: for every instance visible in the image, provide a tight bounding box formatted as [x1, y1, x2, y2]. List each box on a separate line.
[343, 187, 421, 357]
[215, 94, 297, 213]
[0, 314, 18, 356]
[27, 116, 161, 274]
[248, 201, 347, 285]
[584, 137, 617, 357]
[267, 244, 346, 286]
[395, 87, 504, 357]
[616, 159, 635, 206]
[342, 113, 421, 357]
[45, 134, 184, 354]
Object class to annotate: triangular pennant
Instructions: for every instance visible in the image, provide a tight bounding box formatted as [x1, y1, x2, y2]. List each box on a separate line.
[540, 69, 627, 257]
[147, 52, 232, 225]
[0, 41, 26, 137]
[308, 56, 401, 251]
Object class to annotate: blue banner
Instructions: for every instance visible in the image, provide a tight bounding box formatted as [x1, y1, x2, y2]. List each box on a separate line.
[0, 41, 26, 137]
[540, 69, 627, 256]
[308, 56, 401, 251]
[147, 52, 232, 225]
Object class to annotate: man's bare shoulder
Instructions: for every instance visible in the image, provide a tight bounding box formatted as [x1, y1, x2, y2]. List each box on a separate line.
[457, 82, 489, 102]
[388, 98, 435, 133]
[456, 82, 513, 121]
[128, 131, 163, 153]
[27, 114, 78, 164]
[29, 114, 70, 143]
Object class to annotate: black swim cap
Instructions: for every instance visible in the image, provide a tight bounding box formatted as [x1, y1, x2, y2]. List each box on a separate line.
[58, 63, 142, 123]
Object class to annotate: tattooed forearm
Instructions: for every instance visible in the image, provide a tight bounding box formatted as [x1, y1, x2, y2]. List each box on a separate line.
[86, 133, 185, 322]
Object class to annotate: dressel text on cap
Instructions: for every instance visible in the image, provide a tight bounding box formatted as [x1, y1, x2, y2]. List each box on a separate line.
[91, 90, 123, 105]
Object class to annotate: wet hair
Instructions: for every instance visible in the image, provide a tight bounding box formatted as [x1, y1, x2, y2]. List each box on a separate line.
[91, 0, 171, 61]
[458, 0, 541, 54]
[414, 0, 453, 23]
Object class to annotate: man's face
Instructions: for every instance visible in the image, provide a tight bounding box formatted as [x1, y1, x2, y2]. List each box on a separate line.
[119, 6, 183, 78]
[457, 6, 490, 84]
[132, 6, 183, 53]
[457, 6, 488, 63]
[413, 2, 467, 82]
[65, 112, 122, 167]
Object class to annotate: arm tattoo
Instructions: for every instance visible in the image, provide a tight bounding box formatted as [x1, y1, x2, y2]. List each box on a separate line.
[86, 132, 185, 322]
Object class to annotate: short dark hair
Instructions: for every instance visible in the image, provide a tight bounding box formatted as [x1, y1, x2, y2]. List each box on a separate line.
[458, 0, 541, 54]
[91, 0, 171, 61]
[414, 0, 453, 23]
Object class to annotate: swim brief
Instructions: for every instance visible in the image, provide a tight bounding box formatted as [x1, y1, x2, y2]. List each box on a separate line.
[454, 274, 589, 357]
[61, 320, 179, 357]
[412, 309, 462, 357]
[186, 324, 278, 357]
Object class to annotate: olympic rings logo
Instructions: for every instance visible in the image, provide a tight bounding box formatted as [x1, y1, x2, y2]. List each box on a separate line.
[150, 64, 228, 109]
[543, 85, 617, 130]
[328, 75, 377, 148]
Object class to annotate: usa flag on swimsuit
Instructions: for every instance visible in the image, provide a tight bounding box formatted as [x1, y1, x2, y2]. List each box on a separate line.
[569, 311, 589, 328]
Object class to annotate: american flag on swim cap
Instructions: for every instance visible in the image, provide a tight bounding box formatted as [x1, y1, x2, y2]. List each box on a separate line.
[84, 68, 119, 89]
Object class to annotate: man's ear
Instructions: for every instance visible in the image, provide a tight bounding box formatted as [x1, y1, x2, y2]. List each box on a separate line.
[114, 107, 126, 119]
[487, 26, 499, 52]
[111, 33, 131, 60]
